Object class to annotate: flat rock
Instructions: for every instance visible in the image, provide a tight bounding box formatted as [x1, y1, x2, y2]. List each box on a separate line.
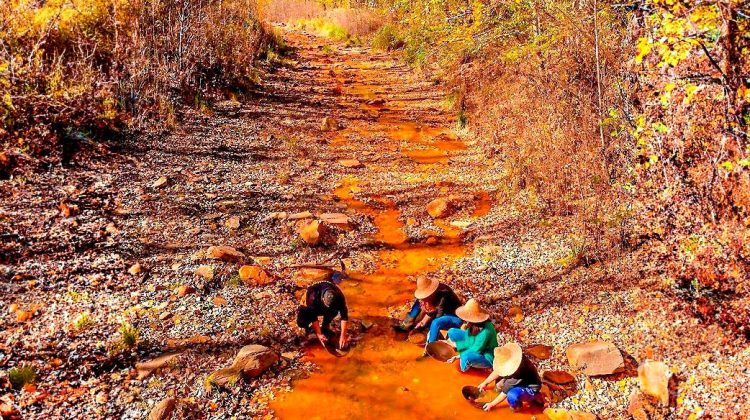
[543, 370, 576, 385]
[136, 352, 182, 379]
[566, 340, 624, 376]
[206, 245, 245, 262]
[338, 159, 363, 168]
[526, 344, 553, 360]
[194, 265, 214, 280]
[319, 213, 350, 226]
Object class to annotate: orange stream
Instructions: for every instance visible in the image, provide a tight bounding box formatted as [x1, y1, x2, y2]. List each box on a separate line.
[271, 47, 541, 419]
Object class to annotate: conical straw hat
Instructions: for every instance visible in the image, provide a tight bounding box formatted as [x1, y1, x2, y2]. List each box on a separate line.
[493, 342, 523, 376]
[414, 277, 440, 299]
[455, 298, 489, 323]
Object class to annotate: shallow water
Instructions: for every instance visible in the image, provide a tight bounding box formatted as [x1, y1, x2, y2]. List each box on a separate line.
[271, 34, 543, 420]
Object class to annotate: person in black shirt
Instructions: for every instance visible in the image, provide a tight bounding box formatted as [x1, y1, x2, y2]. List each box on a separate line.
[477, 342, 544, 411]
[296, 281, 349, 350]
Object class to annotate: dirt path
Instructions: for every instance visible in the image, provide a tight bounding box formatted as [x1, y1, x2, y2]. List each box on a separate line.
[268, 29, 538, 420]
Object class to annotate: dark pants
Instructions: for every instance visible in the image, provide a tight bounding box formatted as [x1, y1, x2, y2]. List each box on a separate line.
[297, 306, 335, 335]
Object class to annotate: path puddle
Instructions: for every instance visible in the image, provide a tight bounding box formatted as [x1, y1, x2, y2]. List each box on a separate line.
[271, 35, 539, 419]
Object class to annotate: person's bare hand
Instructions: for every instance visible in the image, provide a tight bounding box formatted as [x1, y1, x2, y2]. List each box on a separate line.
[317, 334, 328, 346]
[477, 382, 487, 392]
[446, 355, 459, 364]
[482, 402, 495, 412]
[338, 333, 349, 350]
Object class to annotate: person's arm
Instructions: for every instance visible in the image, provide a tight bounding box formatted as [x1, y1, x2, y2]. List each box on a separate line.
[433, 296, 447, 318]
[478, 371, 501, 391]
[311, 320, 327, 346]
[483, 392, 507, 412]
[339, 320, 349, 349]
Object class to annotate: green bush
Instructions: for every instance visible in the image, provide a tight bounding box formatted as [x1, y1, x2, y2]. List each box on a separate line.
[118, 322, 140, 348]
[8, 365, 37, 390]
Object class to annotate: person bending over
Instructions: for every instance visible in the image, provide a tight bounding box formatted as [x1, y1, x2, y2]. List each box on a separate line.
[297, 281, 349, 350]
[478, 342, 543, 412]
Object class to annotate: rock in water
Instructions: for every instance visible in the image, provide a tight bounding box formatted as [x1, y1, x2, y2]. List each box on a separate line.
[566, 340, 624, 376]
[638, 360, 671, 405]
[239, 265, 271, 286]
[206, 245, 245, 262]
[148, 398, 177, 420]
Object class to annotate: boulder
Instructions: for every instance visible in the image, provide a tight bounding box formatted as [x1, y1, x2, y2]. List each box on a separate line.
[239, 265, 271, 286]
[543, 408, 597, 420]
[206, 246, 245, 262]
[299, 219, 323, 245]
[209, 345, 278, 389]
[148, 398, 177, 420]
[566, 340, 624, 376]
[638, 360, 671, 405]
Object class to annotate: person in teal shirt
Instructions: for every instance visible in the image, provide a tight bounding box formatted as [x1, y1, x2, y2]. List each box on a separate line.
[445, 298, 498, 372]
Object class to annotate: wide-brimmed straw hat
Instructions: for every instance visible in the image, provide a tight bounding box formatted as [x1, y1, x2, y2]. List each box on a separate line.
[493, 342, 523, 376]
[414, 277, 440, 299]
[455, 298, 489, 323]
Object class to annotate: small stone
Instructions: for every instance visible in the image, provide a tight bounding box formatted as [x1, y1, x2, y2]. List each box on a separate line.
[95, 391, 108, 404]
[226, 216, 240, 230]
[318, 213, 350, 226]
[16, 310, 32, 322]
[59, 202, 80, 217]
[152, 176, 168, 188]
[136, 352, 182, 380]
[288, 211, 314, 220]
[508, 306, 523, 323]
[176, 284, 196, 297]
[159, 311, 173, 320]
[195, 265, 214, 280]
[128, 263, 142, 275]
[543, 408, 597, 420]
[321, 117, 339, 131]
[212, 296, 228, 306]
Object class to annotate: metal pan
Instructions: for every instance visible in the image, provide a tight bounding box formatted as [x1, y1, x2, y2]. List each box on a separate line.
[425, 341, 457, 362]
[461, 385, 489, 409]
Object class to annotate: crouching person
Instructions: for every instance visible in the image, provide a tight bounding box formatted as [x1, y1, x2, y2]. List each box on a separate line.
[396, 277, 462, 345]
[478, 342, 543, 412]
[445, 298, 498, 372]
[297, 281, 349, 350]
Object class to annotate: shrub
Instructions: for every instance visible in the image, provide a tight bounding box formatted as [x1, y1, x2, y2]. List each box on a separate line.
[371, 24, 404, 51]
[0, 0, 274, 172]
[8, 365, 36, 390]
[118, 322, 139, 348]
[72, 312, 95, 330]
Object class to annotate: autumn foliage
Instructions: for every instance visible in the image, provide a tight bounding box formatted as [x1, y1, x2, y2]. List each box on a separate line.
[0, 0, 274, 173]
